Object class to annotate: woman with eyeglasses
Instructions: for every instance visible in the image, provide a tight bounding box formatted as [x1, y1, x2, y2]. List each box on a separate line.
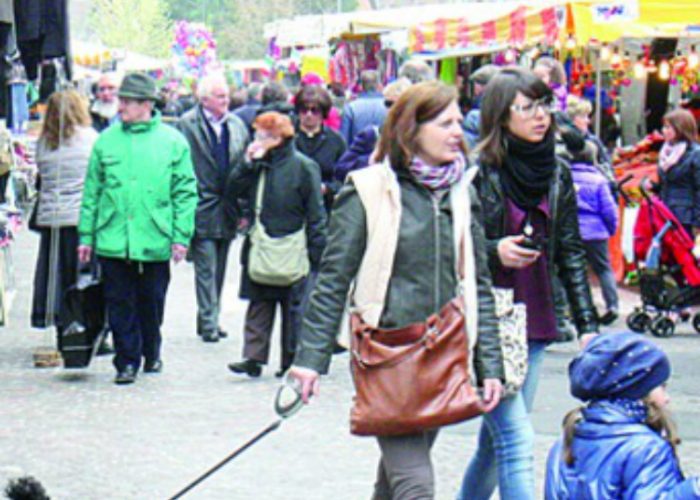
[293, 85, 347, 214]
[457, 67, 599, 500]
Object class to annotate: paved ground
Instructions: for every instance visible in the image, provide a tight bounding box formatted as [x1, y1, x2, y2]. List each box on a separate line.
[2, 229, 700, 500]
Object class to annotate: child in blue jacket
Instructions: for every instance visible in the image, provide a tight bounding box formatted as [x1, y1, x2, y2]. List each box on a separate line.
[546, 332, 700, 499]
[563, 130, 620, 326]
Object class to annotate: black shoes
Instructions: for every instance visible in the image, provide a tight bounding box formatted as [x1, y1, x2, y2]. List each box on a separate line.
[228, 359, 262, 378]
[201, 333, 219, 343]
[599, 310, 619, 326]
[198, 326, 227, 342]
[114, 365, 137, 385]
[275, 366, 291, 378]
[144, 359, 163, 373]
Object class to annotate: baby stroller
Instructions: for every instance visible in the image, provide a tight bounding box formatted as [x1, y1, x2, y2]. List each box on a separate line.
[626, 185, 700, 337]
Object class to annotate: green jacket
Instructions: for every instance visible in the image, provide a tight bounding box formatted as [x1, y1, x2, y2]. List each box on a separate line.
[78, 112, 197, 262]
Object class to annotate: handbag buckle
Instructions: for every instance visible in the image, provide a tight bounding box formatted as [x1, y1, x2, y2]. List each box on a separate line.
[352, 350, 368, 370]
[424, 324, 438, 350]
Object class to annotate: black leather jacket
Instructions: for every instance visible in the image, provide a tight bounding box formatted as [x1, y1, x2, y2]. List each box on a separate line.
[294, 169, 504, 382]
[477, 159, 599, 336]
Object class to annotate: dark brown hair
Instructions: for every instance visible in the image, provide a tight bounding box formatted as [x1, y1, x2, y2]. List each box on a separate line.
[477, 67, 553, 167]
[40, 90, 91, 150]
[374, 81, 466, 170]
[664, 109, 699, 144]
[294, 85, 332, 119]
[253, 111, 295, 139]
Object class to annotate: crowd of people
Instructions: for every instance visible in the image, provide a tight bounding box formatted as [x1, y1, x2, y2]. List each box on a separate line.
[26, 55, 700, 499]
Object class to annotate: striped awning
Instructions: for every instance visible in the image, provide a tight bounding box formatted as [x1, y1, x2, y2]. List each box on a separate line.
[408, 2, 567, 55]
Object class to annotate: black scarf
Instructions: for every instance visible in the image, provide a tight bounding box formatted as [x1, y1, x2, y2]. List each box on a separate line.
[500, 131, 557, 209]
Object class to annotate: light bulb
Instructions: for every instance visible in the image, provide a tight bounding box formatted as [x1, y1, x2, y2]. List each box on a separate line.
[659, 60, 671, 80]
[689, 51, 699, 70]
[634, 61, 646, 79]
[600, 44, 611, 61]
[565, 36, 576, 50]
[505, 49, 516, 63]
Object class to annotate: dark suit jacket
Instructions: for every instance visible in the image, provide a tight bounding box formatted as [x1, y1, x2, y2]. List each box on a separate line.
[177, 105, 249, 239]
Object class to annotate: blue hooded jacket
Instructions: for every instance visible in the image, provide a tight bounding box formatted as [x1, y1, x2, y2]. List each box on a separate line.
[547, 333, 698, 499]
[546, 400, 700, 499]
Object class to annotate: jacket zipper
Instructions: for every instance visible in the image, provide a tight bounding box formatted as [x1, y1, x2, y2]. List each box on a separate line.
[432, 195, 440, 312]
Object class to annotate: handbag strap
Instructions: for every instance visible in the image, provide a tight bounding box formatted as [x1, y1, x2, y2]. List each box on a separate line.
[254, 169, 266, 224]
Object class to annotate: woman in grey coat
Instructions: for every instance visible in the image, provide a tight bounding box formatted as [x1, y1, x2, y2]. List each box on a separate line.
[31, 90, 98, 349]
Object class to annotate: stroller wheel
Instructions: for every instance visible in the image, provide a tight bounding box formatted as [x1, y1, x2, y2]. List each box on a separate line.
[626, 311, 651, 333]
[693, 314, 700, 334]
[650, 316, 675, 338]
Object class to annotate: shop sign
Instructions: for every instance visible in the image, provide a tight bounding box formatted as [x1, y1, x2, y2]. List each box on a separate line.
[591, 1, 640, 24]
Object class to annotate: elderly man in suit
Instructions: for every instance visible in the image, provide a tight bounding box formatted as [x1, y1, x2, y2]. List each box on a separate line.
[178, 74, 250, 342]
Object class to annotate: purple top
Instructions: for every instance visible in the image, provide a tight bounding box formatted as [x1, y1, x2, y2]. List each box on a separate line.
[493, 197, 558, 341]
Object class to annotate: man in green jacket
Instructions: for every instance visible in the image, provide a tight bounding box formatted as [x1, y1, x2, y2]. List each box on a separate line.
[78, 73, 197, 385]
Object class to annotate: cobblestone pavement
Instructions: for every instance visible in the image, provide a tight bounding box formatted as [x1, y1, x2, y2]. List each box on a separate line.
[2, 230, 700, 500]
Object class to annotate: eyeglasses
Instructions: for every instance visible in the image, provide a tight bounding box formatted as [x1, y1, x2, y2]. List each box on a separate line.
[98, 86, 116, 92]
[299, 106, 322, 116]
[510, 97, 558, 119]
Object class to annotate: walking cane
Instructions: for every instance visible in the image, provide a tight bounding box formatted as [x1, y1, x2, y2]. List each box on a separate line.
[168, 377, 304, 500]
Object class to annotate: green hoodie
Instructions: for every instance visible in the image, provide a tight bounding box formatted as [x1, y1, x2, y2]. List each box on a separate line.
[78, 112, 197, 262]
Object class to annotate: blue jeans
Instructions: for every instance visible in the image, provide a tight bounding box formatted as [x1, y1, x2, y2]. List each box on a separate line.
[457, 341, 548, 500]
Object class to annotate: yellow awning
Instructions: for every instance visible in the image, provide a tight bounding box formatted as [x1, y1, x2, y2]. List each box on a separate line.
[570, 0, 700, 43]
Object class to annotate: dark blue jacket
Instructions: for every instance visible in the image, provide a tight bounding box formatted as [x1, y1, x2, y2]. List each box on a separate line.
[546, 400, 700, 499]
[658, 143, 700, 229]
[340, 91, 386, 146]
[334, 125, 379, 182]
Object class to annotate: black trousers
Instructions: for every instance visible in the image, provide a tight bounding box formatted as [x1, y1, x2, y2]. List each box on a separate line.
[100, 258, 170, 371]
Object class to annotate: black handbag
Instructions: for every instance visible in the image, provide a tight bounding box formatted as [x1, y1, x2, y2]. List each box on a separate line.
[59, 263, 106, 368]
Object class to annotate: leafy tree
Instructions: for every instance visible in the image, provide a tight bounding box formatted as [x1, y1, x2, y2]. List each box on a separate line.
[90, 0, 173, 58]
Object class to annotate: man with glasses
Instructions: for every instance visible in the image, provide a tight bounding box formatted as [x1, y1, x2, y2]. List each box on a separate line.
[177, 74, 250, 343]
[90, 72, 121, 132]
[78, 73, 197, 384]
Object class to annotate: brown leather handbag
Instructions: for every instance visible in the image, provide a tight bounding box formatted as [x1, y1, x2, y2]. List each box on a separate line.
[349, 296, 485, 436]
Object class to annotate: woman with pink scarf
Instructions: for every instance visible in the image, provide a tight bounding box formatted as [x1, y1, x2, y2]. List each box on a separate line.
[656, 109, 700, 240]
